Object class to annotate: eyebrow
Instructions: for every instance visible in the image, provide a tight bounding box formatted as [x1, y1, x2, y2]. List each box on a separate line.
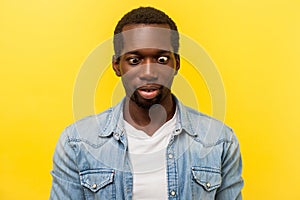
[123, 49, 172, 55]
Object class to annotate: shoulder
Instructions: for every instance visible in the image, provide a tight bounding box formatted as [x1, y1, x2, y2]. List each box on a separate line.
[179, 103, 237, 146]
[61, 101, 123, 143]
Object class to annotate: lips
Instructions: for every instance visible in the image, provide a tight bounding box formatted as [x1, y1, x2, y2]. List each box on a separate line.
[137, 85, 161, 99]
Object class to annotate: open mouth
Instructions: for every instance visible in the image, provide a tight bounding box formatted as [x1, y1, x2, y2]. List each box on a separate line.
[137, 85, 161, 99]
[140, 89, 157, 92]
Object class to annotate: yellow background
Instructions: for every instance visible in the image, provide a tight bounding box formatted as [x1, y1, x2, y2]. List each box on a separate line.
[1, 0, 299, 199]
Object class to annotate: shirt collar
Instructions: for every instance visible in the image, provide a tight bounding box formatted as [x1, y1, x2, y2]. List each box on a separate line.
[97, 96, 198, 137]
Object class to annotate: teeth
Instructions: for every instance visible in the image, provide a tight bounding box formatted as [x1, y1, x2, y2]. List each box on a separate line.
[141, 89, 155, 92]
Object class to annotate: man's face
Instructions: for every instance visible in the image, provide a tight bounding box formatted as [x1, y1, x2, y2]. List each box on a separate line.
[113, 24, 180, 109]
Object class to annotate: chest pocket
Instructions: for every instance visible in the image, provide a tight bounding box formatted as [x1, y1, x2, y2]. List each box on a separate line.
[79, 168, 115, 200]
[191, 167, 221, 199]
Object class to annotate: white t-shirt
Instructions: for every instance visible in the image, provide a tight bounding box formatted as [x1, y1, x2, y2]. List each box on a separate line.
[124, 109, 177, 200]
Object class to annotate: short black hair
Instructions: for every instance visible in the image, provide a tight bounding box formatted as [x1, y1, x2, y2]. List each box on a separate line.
[113, 7, 179, 58]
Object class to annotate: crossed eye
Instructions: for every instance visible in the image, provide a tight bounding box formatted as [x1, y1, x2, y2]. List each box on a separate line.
[127, 56, 169, 65]
[157, 56, 169, 64]
[128, 57, 141, 65]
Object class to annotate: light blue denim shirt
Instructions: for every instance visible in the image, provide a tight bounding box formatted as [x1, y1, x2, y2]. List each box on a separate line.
[50, 97, 243, 199]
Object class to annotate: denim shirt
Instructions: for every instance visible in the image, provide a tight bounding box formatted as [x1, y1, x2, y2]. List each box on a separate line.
[50, 98, 243, 200]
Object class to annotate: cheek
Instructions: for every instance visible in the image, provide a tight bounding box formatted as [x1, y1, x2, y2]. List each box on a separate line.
[120, 66, 140, 88]
[120, 65, 137, 78]
[159, 66, 176, 77]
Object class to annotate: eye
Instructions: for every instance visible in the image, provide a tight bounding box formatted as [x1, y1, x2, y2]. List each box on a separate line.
[127, 57, 141, 65]
[157, 56, 169, 64]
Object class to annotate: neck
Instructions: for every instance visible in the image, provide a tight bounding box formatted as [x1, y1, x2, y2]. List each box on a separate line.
[123, 95, 176, 136]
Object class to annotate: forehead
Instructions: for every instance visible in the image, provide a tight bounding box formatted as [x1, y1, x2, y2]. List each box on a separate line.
[121, 24, 173, 54]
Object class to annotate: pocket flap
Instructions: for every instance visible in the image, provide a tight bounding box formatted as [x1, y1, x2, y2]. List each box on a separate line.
[191, 167, 221, 192]
[79, 168, 114, 192]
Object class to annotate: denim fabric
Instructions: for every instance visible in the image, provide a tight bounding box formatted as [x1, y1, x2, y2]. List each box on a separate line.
[50, 97, 243, 200]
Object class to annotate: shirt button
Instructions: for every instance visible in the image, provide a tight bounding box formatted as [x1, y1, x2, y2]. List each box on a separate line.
[92, 184, 97, 189]
[168, 154, 173, 159]
[113, 132, 120, 140]
[206, 182, 211, 188]
[170, 190, 176, 196]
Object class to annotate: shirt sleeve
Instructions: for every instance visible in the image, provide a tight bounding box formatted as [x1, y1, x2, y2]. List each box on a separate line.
[50, 127, 85, 200]
[216, 129, 244, 200]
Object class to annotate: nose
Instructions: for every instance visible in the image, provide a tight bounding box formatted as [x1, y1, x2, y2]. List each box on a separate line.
[139, 59, 158, 81]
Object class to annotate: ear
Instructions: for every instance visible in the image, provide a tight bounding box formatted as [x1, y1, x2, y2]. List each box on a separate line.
[112, 55, 121, 77]
[174, 54, 180, 75]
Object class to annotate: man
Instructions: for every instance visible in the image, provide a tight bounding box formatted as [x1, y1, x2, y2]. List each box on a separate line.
[50, 7, 243, 199]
